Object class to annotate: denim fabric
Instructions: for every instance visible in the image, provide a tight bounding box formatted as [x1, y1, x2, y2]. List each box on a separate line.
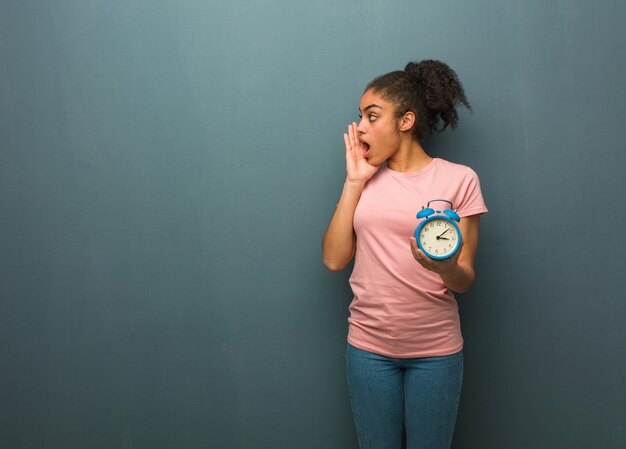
[346, 343, 463, 449]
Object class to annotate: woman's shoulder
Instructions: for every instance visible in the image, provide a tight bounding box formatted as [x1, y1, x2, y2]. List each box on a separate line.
[434, 158, 487, 215]
[432, 158, 480, 179]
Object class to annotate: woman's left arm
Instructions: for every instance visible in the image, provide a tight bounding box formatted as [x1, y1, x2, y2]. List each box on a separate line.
[409, 214, 482, 293]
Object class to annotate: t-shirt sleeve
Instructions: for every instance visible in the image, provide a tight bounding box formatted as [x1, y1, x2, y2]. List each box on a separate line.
[455, 167, 488, 217]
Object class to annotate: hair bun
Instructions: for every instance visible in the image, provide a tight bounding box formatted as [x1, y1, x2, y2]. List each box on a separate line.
[403, 61, 423, 83]
[404, 60, 455, 83]
[404, 59, 471, 130]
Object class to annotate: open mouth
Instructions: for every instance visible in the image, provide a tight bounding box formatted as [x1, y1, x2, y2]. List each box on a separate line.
[359, 140, 371, 156]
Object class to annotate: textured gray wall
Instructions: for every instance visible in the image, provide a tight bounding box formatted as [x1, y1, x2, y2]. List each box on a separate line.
[1, 1, 624, 448]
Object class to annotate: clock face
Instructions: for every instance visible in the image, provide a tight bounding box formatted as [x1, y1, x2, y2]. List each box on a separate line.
[416, 217, 461, 259]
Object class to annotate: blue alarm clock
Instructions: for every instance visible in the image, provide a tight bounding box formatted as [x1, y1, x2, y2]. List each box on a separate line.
[414, 200, 462, 260]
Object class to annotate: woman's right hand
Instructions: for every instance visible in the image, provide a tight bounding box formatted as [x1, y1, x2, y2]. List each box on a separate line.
[344, 123, 379, 184]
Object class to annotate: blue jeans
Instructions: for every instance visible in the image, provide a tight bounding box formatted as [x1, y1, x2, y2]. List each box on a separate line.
[346, 343, 463, 449]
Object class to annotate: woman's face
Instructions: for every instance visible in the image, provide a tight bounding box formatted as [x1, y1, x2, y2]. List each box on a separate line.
[356, 89, 403, 167]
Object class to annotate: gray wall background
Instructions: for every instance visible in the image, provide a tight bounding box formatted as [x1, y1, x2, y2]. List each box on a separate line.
[1, 1, 624, 448]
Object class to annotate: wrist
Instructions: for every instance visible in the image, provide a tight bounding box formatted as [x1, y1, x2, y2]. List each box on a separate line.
[344, 178, 366, 190]
[438, 260, 461, 277]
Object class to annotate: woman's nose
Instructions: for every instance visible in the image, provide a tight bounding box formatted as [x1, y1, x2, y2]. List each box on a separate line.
[356, 119, 366, 133]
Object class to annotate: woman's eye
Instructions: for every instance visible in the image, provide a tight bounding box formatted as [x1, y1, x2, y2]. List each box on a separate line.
[368, 114, 377, 121]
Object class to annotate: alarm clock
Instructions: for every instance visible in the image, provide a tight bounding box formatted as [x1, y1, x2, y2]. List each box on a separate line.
[414, 200, 462, 260]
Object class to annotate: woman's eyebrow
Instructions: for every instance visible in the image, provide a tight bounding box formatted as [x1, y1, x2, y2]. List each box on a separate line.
[359, 104, 382, 113]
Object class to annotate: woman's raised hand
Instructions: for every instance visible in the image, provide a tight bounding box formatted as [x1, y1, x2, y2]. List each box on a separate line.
[344, 123, 379, 184]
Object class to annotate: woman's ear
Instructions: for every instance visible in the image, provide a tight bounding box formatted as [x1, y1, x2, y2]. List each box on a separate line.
[398, 111, 416, 132]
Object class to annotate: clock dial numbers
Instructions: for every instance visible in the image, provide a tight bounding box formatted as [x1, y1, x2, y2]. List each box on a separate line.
[418, 217, 460, 258]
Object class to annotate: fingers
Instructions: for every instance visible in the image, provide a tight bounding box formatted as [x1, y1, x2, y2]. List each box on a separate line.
[344, 123, 362, 174]
[344, 132, 352, 156]
[409, 237, 424, 263]
[450, 240, 463, 264]
[344, 123, 358, 153]
[346, 123, 359, 159]
[344, 131, 358, 175]
[409, 237, 457, 273]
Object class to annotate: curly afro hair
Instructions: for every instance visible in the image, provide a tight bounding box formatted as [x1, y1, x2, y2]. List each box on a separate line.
[365, 59, 471, 141]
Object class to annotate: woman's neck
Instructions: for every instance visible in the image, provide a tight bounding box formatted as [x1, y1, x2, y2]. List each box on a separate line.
[386, 139, 432, 173]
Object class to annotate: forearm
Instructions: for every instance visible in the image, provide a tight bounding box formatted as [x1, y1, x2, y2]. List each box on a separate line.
[322, 180, 365, 271]
[438, 262, 476, 293]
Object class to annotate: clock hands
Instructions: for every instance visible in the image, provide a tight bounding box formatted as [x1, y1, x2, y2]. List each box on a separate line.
[436, 228, 451, 240]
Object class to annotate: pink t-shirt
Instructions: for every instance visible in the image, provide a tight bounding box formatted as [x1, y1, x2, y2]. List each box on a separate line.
[348, 158, 488, 358]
